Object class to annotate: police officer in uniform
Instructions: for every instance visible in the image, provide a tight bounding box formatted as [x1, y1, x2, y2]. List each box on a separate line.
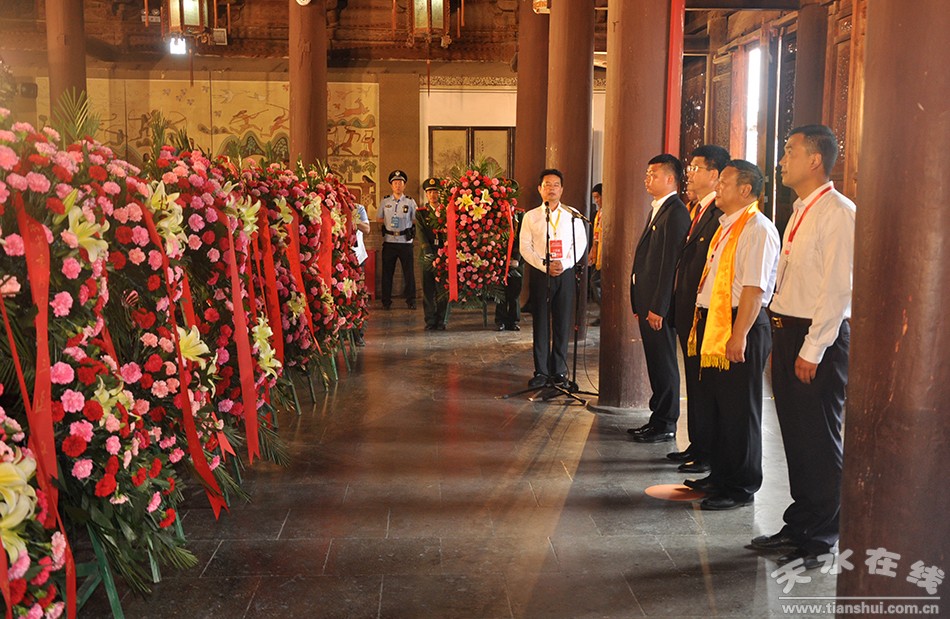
[377, 170, 417, 309]
[419, 177, 449, 330]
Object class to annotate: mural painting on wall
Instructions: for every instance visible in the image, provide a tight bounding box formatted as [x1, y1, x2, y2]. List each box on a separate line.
[327, 82, 379, 211]
[35, 78, 378, 205]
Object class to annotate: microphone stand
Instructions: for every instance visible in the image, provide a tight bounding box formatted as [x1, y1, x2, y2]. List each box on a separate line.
[498, 201, 585, 405]
[560, 206, 598, 398]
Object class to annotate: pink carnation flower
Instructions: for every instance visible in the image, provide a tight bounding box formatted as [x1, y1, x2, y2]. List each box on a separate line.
[132, 226, 149, 246]
[148, 250, 163, 270]
[70, 420, 94, 441]
[128, 248, 146, 265]
[0, 180, 8, 203]
[26, 172, 50, 193]
[50, 362, 75, 385]
[147, 491, 161, 513]
[105, 435, 121, 455]
[61, 257, 82, 279]
[51, 291, 74, 317]
[169, 448, 184, 463]
[72, 459, 93, 480]
[0, 145, 16, 171]
[102, 181, 121, 195]
[61, 389, 85, 413]
[119, 362, 142, 383]
[188, 213, 205, 231]
[2, 233, 24, 256]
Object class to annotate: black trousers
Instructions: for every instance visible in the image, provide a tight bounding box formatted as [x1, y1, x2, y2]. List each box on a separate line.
[696, 307, 771, 502]
[772, 318, 849, 554]
[381, 242, 415, 306]
[494, 273, 522, 327]
[529, 266, 574, 377]
[422, 262, 448, 327]
[640, 314, 680, 432]
[678, 328, 714, 462]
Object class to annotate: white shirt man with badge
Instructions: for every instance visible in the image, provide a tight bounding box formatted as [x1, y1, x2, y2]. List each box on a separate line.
[519, 169, 587, 388]
[752, 125, 856, 570]
[377, 169, 418, 310]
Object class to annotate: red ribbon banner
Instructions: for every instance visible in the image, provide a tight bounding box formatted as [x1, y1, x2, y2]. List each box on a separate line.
[446, 195, 459, 302]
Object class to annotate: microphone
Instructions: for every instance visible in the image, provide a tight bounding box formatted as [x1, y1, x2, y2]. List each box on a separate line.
[564, 205, 592, 224]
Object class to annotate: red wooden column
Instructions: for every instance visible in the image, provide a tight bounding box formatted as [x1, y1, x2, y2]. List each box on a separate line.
[514, 0, 549, 210]
[597, 0, 671, 408]
[791, 0, 828, 127]
[837, 0, 950, 605]
[45, 0, 87, 108]
[289, 0, 328, 166]
[545, 0, 594, 338]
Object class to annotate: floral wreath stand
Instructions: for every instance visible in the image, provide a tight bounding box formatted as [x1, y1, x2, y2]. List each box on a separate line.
[75, 517, 188, 617]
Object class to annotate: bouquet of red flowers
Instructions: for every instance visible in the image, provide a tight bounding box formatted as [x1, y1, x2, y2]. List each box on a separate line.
[428, 162, 519, 305]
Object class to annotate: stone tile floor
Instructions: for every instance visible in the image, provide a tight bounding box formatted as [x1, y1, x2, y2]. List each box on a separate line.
[83, 304, 835, 618]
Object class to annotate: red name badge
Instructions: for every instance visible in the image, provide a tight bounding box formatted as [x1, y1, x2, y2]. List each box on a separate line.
[549, 239, 563, 260]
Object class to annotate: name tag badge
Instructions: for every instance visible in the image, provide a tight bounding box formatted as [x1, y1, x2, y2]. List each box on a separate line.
[549, 239, 563, 260]
[403, 205, 409, 214]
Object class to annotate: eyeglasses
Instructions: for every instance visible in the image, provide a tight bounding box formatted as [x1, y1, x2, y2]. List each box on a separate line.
[541, 182, 561, 188]
[686, 165, 713, 173]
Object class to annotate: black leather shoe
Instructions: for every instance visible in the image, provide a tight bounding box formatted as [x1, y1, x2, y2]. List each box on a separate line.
[496, 324, 507, 331]
[777, 548, 824, 570]
[666, 449, 694, 462]
[436, 324, 446, 331]
[631, 427, 675, 443]
[424, 325, 435, 331]
[507, 324, 521, 331]
[683, 476, 718, 493]
[553, 374, 569, 388]
[751, 532, 799, 550]
[678, 460, 711, 474]
[528, 374, 549, 388]
[700, 495, 754, 510]
[407, 302, 416, 309]
[626, 423, 653, 436]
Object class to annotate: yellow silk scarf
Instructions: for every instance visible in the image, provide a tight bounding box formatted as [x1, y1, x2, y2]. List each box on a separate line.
[687, 202, 760, 370]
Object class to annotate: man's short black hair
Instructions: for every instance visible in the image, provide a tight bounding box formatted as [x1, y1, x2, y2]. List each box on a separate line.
[788, 124, 839, 176]
[591, 183, 602, 194]
[538, 168, 564, 185]
[689, 145, 731, 173]
[726, 159, 765, 197]
[647, 154, 684, 187]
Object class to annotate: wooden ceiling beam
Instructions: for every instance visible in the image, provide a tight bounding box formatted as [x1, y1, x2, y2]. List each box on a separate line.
[685, 0, 799, 9]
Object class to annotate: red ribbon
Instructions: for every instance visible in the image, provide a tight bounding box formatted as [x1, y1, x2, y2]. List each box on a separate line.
[10, 194, 78, 618]
[0, 536, 10, 619]
[140, 207, 227, 517]
[285, 210, 319, 348]
[446, 195, 459, 302]
[212, 207, 260, 464]
[318, 202, 333, 284]
[504, 203, 514, 284]
[258, 215, 284, 363]
[13, 199, 56, 479]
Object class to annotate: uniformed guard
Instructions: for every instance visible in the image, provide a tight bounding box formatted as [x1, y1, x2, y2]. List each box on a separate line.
[377, 170, 418, 309]
[418, 177, 449, 330]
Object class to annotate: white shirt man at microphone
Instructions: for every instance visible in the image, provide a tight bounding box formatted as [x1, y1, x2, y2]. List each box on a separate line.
[520, 169, 588, 388]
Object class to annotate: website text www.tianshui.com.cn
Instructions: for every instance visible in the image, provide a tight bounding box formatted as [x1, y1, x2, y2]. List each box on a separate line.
[780, 600, 941, 615]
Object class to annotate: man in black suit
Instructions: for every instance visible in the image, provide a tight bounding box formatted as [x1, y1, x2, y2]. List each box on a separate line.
[628, 154, 691, 442]
[667, 145, 730, 473]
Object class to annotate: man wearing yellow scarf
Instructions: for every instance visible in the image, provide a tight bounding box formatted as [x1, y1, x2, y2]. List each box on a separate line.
[686, 160, 780, 510]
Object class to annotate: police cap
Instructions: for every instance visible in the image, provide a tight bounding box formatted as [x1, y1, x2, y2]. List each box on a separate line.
[388, 169, 408, 183]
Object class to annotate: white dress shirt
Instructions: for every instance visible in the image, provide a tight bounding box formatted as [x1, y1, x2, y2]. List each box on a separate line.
[519, 203, 588, 272]
[770, 181, 856, 364]
[696, 206, 780, 309]
[650, 192, 677, 224]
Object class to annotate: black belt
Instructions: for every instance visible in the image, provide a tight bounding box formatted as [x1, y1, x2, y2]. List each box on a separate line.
[768, 311, 812, 329]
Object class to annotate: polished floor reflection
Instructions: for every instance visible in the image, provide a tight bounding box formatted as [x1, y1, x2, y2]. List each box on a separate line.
[85, 304, 835, 618]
